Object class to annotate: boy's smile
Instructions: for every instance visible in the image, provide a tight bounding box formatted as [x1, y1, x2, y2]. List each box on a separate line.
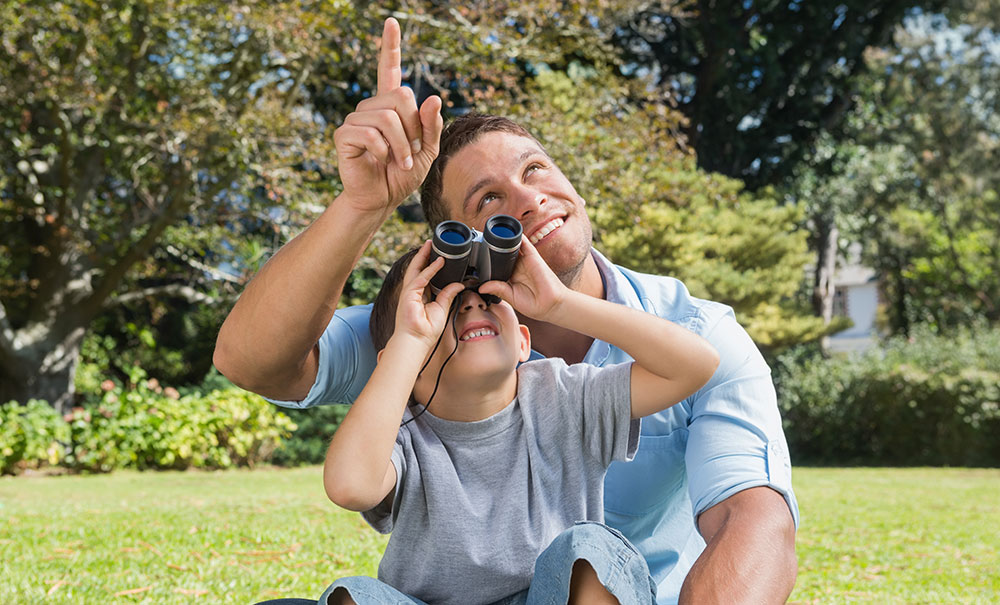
[412, 290, 531, 420]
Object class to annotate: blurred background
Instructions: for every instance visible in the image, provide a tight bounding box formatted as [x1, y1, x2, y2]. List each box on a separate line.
[1, 0, 998, 474]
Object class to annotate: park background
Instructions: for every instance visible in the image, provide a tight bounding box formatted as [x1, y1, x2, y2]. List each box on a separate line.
[1, 0, 997, 602]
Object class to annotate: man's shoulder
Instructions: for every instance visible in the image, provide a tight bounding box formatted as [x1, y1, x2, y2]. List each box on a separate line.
[610, 262, 734, 334]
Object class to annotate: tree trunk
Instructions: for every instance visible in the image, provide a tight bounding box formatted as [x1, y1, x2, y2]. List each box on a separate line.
[0, 324, 86, 414]
[812, 218, 839, 352]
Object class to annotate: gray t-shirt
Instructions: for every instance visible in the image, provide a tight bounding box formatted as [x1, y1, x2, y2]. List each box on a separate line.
[361, 358, 639, 605]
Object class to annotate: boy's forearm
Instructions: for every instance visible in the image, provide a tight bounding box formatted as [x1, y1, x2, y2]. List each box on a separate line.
[323, 334, 426, 510]
[214, 194, 390, 396]
[551, 290, 717, 385]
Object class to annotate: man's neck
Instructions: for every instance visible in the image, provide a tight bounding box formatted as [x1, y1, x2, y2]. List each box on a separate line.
[521, 253, 605, 365]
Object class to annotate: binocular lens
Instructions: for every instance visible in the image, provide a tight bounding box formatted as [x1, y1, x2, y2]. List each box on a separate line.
[489, 224, 517, 239]
[483, 215, 523, 250]
[439, 228, 468, 245]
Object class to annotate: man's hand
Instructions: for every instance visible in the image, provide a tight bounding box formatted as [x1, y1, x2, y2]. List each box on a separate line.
[394, 241, 465, 350]
[479, 237, 569, 322]
[334, 18, 444, 215]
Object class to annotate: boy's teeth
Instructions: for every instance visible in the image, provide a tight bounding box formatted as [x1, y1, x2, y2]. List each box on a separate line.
[529, 218, 563, 244]
[460, 328, 496, 341]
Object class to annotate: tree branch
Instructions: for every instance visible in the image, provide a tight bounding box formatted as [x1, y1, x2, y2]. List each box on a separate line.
[107, 284, 218, 307]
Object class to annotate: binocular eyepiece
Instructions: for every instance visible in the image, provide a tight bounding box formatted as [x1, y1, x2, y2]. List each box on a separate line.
[430, 215, 523, 301]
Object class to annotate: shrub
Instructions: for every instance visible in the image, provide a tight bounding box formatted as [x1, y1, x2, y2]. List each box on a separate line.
[0, 399, 70, 475]
[63, 366, 296, 473]
[775, 324, 1000, 466]
[269, 405, 349, 466]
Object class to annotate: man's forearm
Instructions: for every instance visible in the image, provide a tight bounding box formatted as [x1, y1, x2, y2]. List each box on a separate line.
[680, 487, 797, 604]
[214, 195, 390, 398]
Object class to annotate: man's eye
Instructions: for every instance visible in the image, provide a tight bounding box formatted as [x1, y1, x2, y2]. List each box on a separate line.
[525, 163, 542, 176]
[479, 193, 498, 209]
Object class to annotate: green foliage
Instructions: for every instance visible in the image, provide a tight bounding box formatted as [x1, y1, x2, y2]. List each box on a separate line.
[0, 399, 70, 474]
[775, 324, 1000, 465]
[5, 367, 296, 474]
[611, 0, 946, 187]
[489, 69, 831, 349]
[64, 367, 296, 472]
[269, 405, 350, 466]
[786, 11, 1000, 333]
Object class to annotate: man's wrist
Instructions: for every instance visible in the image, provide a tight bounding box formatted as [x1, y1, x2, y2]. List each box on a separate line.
[333, 191, 395, 227]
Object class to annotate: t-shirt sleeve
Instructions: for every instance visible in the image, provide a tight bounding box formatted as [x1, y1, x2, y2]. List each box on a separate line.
[684, 310, 800, 529]
[550, 360, 639, 467]
[263, 304, 377, 409]
[360, 438, 405, 535]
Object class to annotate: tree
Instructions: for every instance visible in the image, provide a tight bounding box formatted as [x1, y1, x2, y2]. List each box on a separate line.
[612, 0, 946, 188]
[786, 5, 1000, 334]
[0, 0, 333, 411]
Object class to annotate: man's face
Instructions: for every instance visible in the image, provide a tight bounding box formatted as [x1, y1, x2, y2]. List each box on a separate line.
[413, 289, 529, 404]
[439, 131, 593, 284]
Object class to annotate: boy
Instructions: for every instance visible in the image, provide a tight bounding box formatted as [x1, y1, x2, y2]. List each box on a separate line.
[321, 235, 720, 605]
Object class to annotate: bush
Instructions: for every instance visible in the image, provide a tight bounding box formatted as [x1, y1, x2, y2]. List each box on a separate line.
[0, 399, 70, 475]
[775, 324, 1000, 466]
[269, 405, 349, 466]
[63, 367, 297, 472]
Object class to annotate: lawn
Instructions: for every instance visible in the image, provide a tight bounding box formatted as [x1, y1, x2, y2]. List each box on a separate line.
[1, 467, 997, 604]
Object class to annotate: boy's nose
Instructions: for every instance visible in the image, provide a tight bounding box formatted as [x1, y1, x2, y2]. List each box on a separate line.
[459, 289, 487, 312]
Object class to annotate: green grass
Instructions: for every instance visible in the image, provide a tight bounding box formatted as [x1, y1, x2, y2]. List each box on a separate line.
[1, 467, 997, 603]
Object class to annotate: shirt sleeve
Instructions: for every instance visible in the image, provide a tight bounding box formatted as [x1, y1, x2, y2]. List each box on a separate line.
[684, 309, 800, 529]
[262, 304, 378, 409]
[556, 360, 640, 467]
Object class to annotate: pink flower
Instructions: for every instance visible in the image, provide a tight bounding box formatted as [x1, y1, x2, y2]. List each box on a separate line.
[164, 387, 180, 400]
[101, 380, 115, 392]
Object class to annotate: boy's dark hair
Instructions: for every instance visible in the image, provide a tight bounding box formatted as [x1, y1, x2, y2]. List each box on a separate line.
[419, 113, 544, 227]
[370, 247, 423, 352]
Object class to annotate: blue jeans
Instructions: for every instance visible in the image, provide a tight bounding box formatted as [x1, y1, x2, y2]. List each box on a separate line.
[318, 521, 656, 605]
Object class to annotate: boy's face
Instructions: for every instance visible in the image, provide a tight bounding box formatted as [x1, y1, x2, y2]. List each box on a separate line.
[413, 289, 530, 404]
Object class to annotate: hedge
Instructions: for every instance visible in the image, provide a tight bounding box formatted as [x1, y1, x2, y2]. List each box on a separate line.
[774, 324, 1000, 466]
[1, 368, 295, 475]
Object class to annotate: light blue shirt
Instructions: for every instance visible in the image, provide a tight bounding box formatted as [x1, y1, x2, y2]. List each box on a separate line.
[267, 249, 799, 605]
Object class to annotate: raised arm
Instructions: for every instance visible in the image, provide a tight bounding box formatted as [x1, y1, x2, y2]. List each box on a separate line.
[213, 18, 443, 401]
[480, 238, 719, 418]
[323, 243, 464, 511]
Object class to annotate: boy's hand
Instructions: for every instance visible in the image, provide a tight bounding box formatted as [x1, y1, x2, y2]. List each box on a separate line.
[333, 18, 444, 216]
[479, 237, 568, 322]
[394, 241, 465, 350]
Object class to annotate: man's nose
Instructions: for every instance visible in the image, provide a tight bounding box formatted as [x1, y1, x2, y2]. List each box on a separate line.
[510, 186, 546, 220]
[459, 289, 487, 312]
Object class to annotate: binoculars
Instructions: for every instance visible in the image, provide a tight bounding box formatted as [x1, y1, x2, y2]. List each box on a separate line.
[429, 215, 523, 298]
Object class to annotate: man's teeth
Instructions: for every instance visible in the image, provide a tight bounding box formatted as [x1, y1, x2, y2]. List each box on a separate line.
[529, 218, 564, 244]
[460, 328, 496, 341]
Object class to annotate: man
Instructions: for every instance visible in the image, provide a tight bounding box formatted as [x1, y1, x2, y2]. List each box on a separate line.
[215, 18, 798, 604]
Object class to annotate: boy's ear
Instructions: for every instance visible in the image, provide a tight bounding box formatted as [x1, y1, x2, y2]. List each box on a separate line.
[517, 324, 531, 362]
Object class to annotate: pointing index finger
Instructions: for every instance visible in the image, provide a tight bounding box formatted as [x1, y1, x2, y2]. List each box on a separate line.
[377, 18, 402, 94]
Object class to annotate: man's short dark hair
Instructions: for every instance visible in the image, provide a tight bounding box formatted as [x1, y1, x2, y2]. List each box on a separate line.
[370, 247, 422, 352]
[419, 113, 543, 227]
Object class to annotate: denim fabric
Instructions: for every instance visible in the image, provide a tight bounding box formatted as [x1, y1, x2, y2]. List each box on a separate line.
[318, 522, 654, 605]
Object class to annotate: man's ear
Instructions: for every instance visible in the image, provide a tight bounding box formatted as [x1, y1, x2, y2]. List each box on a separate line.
[518, 324, 531, 362]
[376, 348, 385, 365]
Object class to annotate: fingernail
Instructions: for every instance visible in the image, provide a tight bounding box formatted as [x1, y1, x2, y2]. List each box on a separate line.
[403, 156, 413, 170]
[411, 139, 422, 154]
